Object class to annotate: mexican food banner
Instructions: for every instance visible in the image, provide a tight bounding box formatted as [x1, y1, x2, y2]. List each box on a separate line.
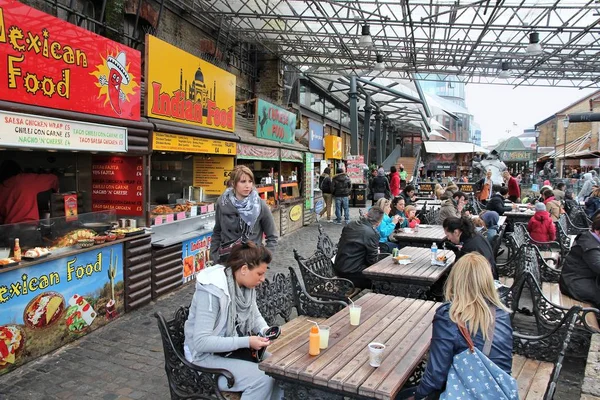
[0, 0, 141, 120]
[145, 35, 236, 132]
[0, 243, 124, 374]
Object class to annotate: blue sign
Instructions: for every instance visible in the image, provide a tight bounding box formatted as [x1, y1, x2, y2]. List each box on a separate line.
[309, 120, 324, 151]
[182, 233, 213, 283]
[315, 198, 325, 214]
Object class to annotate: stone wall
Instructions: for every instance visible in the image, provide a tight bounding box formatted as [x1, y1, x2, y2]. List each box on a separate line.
[581, 333, 600, 399]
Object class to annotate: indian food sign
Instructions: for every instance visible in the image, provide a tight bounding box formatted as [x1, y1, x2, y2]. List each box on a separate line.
[0, 243, 124, 374]
[0, 0, 141, 120]
[145, 35, 236, 132]
[255, 99, 297, 144]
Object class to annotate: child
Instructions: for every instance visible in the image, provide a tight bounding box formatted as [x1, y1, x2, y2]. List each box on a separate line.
[404, 205, 421, 229]
[527, 202, 556, 243]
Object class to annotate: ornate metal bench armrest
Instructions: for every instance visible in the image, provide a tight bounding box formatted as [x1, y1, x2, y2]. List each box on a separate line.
[580, 308, 600, 334]
[289, 267, 349, 318]
[300, 263, 356, 295]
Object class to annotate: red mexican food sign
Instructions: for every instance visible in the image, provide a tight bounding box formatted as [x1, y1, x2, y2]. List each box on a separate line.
[0, 0, 141, 120]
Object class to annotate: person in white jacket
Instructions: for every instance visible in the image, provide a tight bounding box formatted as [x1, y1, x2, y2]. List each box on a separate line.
[578, 173, 594, 202]
[184, 242, 282, 399]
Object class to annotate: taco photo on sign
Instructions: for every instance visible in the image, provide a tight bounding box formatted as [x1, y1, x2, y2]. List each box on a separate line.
[23, 292, 65, 329]
[0, 325, 25, 369]
[65, 294, 97, 333]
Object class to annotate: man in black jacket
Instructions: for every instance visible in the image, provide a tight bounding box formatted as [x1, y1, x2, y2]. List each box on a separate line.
[334, 207, 384, 288]
[332, 167, 352, 224]
[486, 185, 511, 216]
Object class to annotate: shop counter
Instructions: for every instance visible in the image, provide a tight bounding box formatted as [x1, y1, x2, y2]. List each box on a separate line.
[0, 232, 151, 375]
[280, 198, 304, 236]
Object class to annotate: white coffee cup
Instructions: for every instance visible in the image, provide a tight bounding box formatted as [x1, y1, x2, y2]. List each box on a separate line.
[368, 342, 386, 367]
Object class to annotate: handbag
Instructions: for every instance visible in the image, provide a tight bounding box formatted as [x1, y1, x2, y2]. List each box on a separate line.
[440, 308, 518, 400]
[217, 236, 245, 262]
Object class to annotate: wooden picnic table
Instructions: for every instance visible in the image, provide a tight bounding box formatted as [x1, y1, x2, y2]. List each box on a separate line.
[392, 225, 447, 248]
[415, 203, 440, 212]
[498, 215, 507, 226]
[416, 199, 441, 206]
[363, 247, 455, 299]
[504, 210, 534, 224]
[260, 293, 439, 400]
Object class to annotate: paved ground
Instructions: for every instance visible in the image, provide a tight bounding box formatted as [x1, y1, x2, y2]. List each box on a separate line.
[0, 207, 587, 399]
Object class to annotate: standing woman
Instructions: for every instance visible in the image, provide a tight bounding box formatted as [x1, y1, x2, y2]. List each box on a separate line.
[369, 168, 391, 204]
[389, 166, 401, 198]
[210, 166, 278, 263]
[184, 242, 282, 399]
[318, 167, 333, 222]
[477, 170, 493, 203]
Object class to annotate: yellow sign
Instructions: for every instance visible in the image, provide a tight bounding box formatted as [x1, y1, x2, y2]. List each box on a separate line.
[289, 204, 302, 222]
[325, 135, 343, 160]
[193, 156, 234, 195]
[152, 132, 236, 155]
[145, 35, 236, 132]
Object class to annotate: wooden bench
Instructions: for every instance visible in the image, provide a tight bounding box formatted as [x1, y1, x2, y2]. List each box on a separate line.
[154, 270, 346, 400]
[512, 354, 554, 400]
[542, 283, 600, 331]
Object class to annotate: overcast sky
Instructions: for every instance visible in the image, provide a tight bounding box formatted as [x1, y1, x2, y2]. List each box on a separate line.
[465, 84, 596, 146]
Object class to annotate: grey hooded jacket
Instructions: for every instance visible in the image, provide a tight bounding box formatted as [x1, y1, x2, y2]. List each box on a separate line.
[578, 173, 594, 202]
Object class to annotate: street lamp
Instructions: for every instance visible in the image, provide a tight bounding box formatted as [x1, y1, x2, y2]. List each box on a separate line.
[563, 115, 570, 179]
[534, 130, 540, 183]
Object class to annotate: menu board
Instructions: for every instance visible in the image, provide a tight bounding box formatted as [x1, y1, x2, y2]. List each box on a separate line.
[346, 155, 366, 184]
[152, 132, 236, 154]
[193, 156, 234, 195]
[91, 156, 144, 216]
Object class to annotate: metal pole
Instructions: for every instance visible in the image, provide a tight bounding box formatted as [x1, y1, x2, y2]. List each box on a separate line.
[381, 118, 389, 165]
[563, 125, 567, 179]
[363, 96, 372, 161]
[374, 111, 382, 166]
[349, 76, 359, 155]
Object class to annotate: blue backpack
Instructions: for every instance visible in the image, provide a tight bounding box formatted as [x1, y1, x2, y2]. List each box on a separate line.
[440, 309, 518, 400]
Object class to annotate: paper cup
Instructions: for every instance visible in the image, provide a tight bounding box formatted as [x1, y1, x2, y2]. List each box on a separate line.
[368, 342, 386, 367]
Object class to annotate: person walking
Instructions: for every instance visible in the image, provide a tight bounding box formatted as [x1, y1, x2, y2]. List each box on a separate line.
[318, 167, 333, 222]
[389, 166, 401, 198]
[399, 164, 408, 189]
[369, 168, 391, 205]
[332, 167, 352, 224]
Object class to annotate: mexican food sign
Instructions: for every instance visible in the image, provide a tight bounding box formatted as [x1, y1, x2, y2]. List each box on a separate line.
[145, 35, 236, 132]
[0, 0, 141, 120]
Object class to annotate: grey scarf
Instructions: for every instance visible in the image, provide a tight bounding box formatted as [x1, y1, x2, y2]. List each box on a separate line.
[225, 267, 256, 337]
[223, 187, 262, 238]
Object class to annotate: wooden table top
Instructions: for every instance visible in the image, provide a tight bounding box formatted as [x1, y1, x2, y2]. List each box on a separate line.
[498, 216, 507, 226]
[416, 199, 441, 206]
[362, 247, 455, 283]
[260, 293, 439, 400]
[393, 225, 447, 243]
[504, 210, 535, 218]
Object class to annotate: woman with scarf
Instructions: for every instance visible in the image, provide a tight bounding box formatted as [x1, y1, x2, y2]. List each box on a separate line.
[184, 242, 282, 399]
[210, 166, 278, 263]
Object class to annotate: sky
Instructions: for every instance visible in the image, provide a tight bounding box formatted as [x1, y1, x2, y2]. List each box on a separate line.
[464, 85, 597, 147]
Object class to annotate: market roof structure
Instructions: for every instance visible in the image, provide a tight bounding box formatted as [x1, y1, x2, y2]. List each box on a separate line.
[494, 136, 528, 152]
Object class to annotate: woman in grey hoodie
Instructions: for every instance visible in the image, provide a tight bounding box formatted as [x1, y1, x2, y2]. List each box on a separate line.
[184, 242, 282, 399]
[578, 172, 594, 202]
[210, 165, 278, 263]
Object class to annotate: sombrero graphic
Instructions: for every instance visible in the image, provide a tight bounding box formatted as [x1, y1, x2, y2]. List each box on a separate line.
[107, 52, 130, 85]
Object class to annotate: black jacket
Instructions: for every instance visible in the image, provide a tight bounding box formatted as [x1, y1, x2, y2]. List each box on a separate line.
[334, 218, 380, 275]
[319, 173, 332, 194]
[369, 175, 390, 196]
[414, 303, 513, 399]
[559, 231, 600, 308]
[332, 173, 352, 197]
[399, 191, 415, 206]
[486, 193, 510, 216]
[447, 233, 498, 279]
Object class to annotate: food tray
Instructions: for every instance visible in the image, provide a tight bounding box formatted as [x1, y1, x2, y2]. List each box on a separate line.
[22, 253, 51, 261]
[0, 260, 20, 268]
[110, 229, 145, 237]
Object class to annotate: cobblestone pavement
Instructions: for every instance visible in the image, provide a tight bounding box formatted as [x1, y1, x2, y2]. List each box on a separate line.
[0, 207, 586, 399]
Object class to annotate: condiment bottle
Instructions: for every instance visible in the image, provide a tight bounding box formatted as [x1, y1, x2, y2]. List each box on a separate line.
[13, 238, 21, 262]
[309, 325, 320, 356]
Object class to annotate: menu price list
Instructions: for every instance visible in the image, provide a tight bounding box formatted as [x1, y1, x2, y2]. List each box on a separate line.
[92, 156, 144, 216]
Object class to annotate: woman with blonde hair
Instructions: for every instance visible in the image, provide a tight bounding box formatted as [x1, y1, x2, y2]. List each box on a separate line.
[477, 170, 493, 203]
[374, 198, 401, 251]
[210, 165, 278, 263]
[398, 253, 513, 400]
[434, 183, 444, 200]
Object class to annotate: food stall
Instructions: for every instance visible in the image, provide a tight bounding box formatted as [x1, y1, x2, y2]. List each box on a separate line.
[280, 149, 305, 235]
[144, 35, 239, 294]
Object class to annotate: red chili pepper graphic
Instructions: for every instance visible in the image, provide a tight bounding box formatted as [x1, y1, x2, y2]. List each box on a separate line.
[108, 68, 122, 115]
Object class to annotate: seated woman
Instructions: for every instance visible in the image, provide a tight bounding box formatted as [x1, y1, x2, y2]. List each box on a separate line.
[480, 210, 500, 243]
[585, 188, 600, 218]
[559, 216, 600, 308]
[396, 253, 513, 400]
[442, 216, 498, 279]
[390, 197, 408, 229]
[527, 202, 557, 243]
[404, 205, 421, 229]
[184, 242, 282, 400]
[374, 198, 400, 251]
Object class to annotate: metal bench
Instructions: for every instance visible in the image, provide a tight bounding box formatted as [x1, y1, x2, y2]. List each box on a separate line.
[154, 271, 347, 400]
[422, 207, 441, 225]
[316, 224, 337, 260]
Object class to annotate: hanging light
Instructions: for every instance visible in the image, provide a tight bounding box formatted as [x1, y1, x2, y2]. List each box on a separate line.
[526, 32, 543, 55]
[359, 24, 372, 48]
[498, 61, 512, 79]
[374, 54, 385, 71]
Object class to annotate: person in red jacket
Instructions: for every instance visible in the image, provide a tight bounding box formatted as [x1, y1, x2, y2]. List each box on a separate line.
[389, 166, 400, 198]
[527, 202, 556, 243]
[503, 171, 520, 203]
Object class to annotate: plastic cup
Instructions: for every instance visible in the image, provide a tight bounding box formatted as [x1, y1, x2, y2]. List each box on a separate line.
[414, 224, 420, 232]
[368, 342, 386, 367]
[319, 326, 330, 349]
[349, 305, 361, 326]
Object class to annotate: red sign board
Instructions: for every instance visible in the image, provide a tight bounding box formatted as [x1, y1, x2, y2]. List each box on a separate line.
[92, 156, 144, 216]
[0, 0, 141, 120]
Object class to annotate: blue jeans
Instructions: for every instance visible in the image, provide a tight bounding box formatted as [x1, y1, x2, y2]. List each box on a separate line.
[335, 196, 350, 222]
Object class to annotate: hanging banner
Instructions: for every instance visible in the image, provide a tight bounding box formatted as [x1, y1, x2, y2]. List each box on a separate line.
[324, 135, 343, 159]
[237, 143, 279, 160]
[308, 120, 324, 151]
[0, 243, 124, 375]
[182, 234, 212, 283]
[304, 152, 314, 209]
[0, 0, 141, 120]
[281, 149, 303, 162]
[193, 156, 234, 195]
[145, 35, 235, 132]
[152, 132, 236, 154]
[91, 156, 144, 216]
[0, 110, 127, 152]
[255, 99, 296, 144]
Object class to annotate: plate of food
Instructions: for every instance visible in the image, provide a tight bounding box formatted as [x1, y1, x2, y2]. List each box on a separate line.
[22, 247, 51, 261]
[0, 325, 25, 370]
[110, 227, 145, 237]
[393, 254, 412, 265]
[432, 254, 449, 266]
[23, 292, 65, 329]
[0, 258, 19, 268]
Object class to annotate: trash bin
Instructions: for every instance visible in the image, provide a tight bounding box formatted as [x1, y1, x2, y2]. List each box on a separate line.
[353, 183, 367, 207]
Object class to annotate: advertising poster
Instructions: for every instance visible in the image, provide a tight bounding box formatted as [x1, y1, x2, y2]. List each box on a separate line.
[308, 120, 324, 151]
[145, 35, 236, 132]
[193, 156, 234, 195]
[0, 243, 124, 374]
[91, 156, 144, 216]
[182, 234, 212, 283]
[304, 152, 314, 209]
[255, 99, 297, 144]
[0, 0, 141, 120]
